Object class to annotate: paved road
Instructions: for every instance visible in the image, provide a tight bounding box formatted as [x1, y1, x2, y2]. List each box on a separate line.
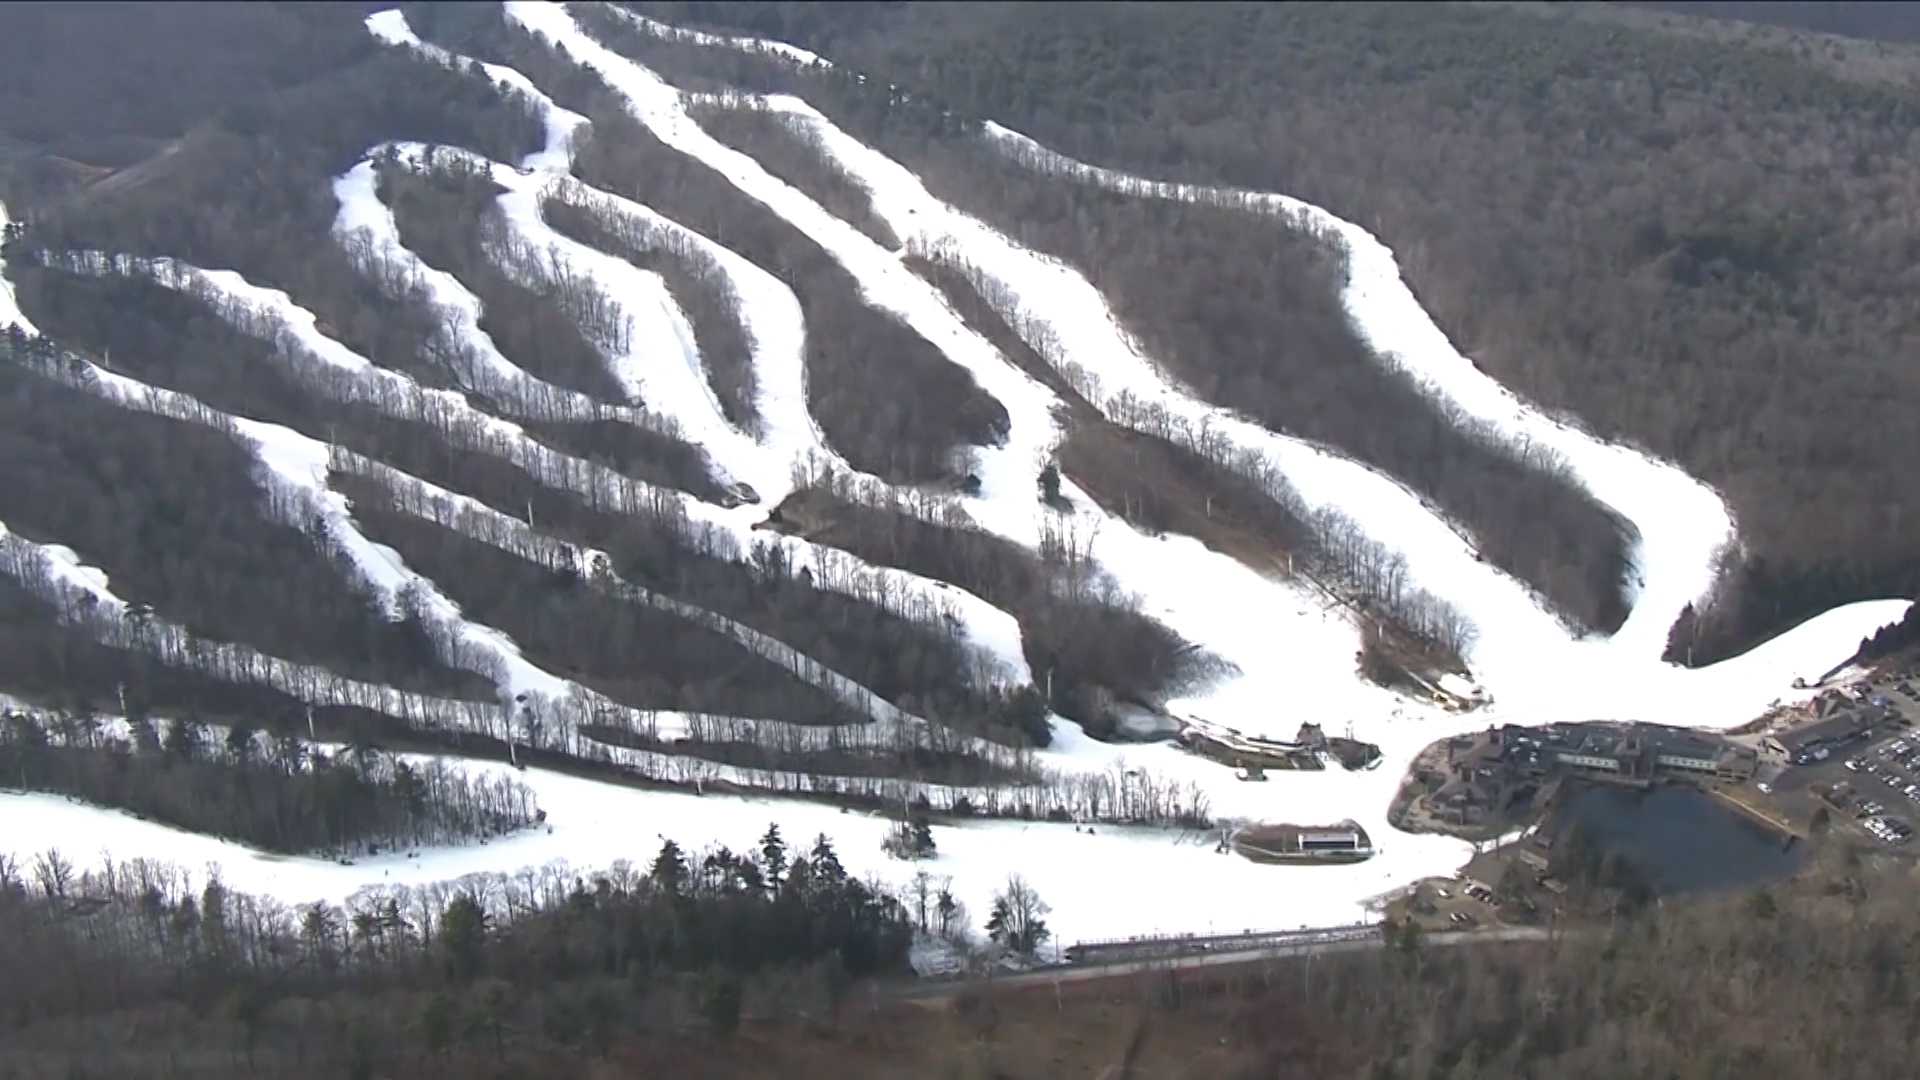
[896, 926, 1553, 1000]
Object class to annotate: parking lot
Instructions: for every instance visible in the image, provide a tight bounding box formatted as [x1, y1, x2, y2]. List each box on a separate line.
[1838, 703, 1920, 844]
[1400, 869, 1531, 932]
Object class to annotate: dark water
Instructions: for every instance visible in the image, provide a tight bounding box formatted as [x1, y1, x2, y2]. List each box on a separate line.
[1549, 784, 1804, 895]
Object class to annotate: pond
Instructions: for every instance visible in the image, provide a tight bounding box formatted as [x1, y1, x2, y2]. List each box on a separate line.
[1548, 783, 1805, 895]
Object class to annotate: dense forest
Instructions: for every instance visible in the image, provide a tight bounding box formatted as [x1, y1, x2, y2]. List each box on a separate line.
[0, 824, 922, 1076]
[642, 0, 1920, 661]
[897, 137, 1635, 635]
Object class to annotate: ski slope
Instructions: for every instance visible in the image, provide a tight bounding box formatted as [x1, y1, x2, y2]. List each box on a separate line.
[366, 10, 837, 507]
[574, 4, 1915, 723]
[3, 5, 1916, 942]
[507, 0, 1064, 552]
[977, 122, 1733, 662]
[506, 2, 1432, 746]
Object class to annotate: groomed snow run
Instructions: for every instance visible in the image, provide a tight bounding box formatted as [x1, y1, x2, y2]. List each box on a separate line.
[332, 158, 647, 430]
[360, 13, 1040, 687]
[507, 2, 1436, 751]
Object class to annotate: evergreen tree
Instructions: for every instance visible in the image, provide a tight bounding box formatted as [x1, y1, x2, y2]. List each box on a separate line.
[649, 838, 689, 897]
[809, 833, 846, 889]
[439, 892, 488, 981]
[759, 822, 788, 890]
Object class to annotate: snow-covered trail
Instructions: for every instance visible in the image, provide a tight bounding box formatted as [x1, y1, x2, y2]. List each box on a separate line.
[559, 7, 1920, 749]
[369, 12, 768, 496]
[337, 450, 1014, 754]
[366, 10, 845, 513]
[332, 159, 652, 430]
[379, 139, 773, 500]
[547, 178, 837, 486]
[0, 202, 36, 336]
[20, 347, 1062, 784]
[19, 333, 982, 752]
[552, 2, 1581, 711]
[366, 8, 585, 176]
[930, 130, 1907, 724]
[507, 0, 1064, 552]
[977, 123, 1731, 663]
[4, 343, 607, 714]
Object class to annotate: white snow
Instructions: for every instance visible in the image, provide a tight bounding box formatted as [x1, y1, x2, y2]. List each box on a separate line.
[0, 201, 36, 337]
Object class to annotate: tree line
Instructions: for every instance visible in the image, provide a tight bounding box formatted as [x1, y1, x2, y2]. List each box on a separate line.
[911, 250, 1472, 680]
[10, 33, 546, 394]
[512, 13, 1488, 670]
[5, 280, 1049, 755]
[1849, 600, 1919, 666]
[690, 101, 902, 250]
[0, 824, 920, 1075]
[1, 707, 541, 857]
[375, 150, 631, 402]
